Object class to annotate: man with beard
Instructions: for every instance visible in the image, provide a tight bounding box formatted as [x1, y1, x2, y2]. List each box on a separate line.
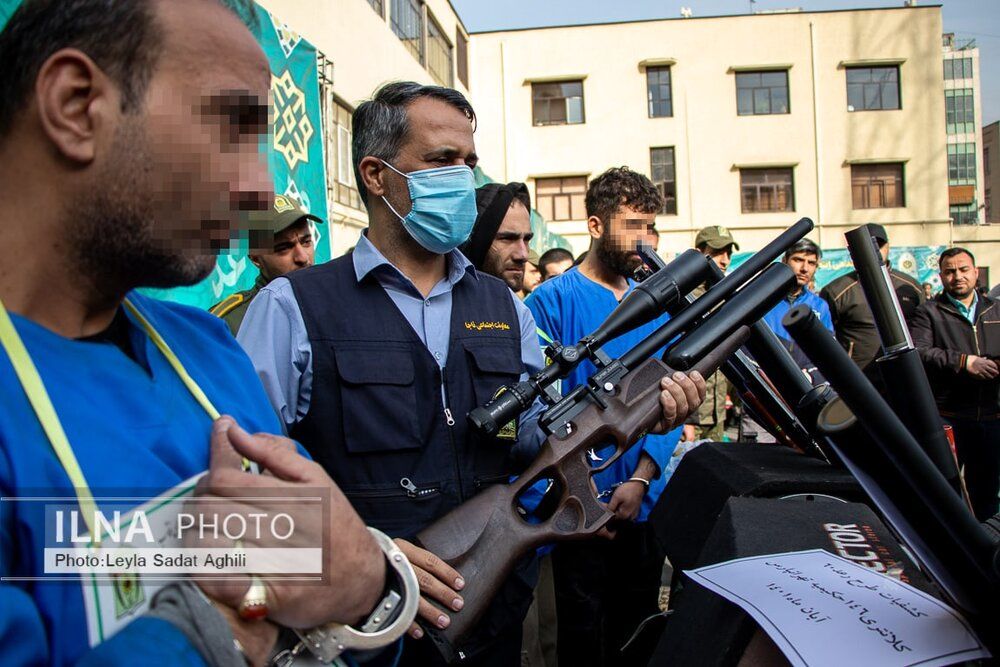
[526, 166, 690, 666]
[0, 1, 394, 666]
[239, 91, 705, 665]
[461, 182, 534, 294]
[911, 247, 1000, 520]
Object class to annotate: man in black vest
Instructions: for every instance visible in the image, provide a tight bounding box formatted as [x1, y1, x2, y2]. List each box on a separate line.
[238, 82, 705, 666]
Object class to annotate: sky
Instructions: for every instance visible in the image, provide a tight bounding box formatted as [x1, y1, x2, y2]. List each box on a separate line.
[452, 0, 1000, 125]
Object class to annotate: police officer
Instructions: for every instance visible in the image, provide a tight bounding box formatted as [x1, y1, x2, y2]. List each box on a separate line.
[684, 225, 739, 441]
[238, 82, 705, 667]
[209, 194, 322, 334]
[820, 223, 924, 373]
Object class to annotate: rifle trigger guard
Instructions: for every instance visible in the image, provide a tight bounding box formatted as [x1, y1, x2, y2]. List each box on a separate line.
[290, 528, 419, 663]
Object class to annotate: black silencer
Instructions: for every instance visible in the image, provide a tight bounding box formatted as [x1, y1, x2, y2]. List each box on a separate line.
[666, 263, 796, 370]
[783, 304, 1000, 606]
[590, 249, 711, 346]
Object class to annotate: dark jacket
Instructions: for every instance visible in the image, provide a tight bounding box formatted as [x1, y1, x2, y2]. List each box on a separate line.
[820, 267, 924, 370]
[910, 293, 1000, 420]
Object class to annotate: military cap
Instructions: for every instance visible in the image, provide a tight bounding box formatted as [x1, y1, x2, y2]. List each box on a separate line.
[249, 194, 323, 235]
[694, 225, 740, 251]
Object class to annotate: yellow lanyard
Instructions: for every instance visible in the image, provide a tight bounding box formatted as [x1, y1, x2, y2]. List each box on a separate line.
[0, 297, 221, 545]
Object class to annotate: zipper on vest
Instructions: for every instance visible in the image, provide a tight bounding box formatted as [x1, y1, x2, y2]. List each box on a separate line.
[347, 479, 441, 500]
[474, 473, 509, 489]
[441, 368, 465, 502]
[400, 477, 441, 499]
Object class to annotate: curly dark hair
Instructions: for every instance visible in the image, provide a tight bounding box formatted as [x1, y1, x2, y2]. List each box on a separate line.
[584, 166, 662, 225]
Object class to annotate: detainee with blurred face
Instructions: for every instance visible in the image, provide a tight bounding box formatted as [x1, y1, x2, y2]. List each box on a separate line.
[0, 1, 387, 665]
[527, 166, 702, 666]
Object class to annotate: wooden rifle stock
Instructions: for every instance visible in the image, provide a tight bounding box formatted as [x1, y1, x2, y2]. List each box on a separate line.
[413, 326, 750, 658]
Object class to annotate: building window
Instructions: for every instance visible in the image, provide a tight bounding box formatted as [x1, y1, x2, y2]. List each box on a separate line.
[320, 67, 362, 211]
[535, 176, 587, 221]
[456, 28, 469, 88]
[367, 0, 384, 18]
[736, 70, 790, 115]
[426, 13, 453, 87]
[948, 143, 977, 184]
[391, 0, 423, 64]
[986, 147, 991, 176]
[950, 203, 978, 225]
[945, 89, 975, 134]
[986, 187, 992, 222]
[646, 67, 672, 118]
[846, 66, 900, 111]
[851, 163, 904, 209]
[650, 148, 677, 215]
[740, 168, 794, 213]
[944, 58, 973, 81]
[532, 81, 585, 126]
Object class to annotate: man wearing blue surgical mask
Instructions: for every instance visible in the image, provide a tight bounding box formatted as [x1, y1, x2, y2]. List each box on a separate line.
[238, 82, 705, 667]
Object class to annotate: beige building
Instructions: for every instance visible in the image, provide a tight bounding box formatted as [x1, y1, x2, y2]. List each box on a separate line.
[985, 121, 998, 224]
[257, 0, 473, 252]
[467, 5, 1000, 276]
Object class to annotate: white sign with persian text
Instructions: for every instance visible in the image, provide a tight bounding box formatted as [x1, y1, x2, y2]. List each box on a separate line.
[685, 549, 990, 667]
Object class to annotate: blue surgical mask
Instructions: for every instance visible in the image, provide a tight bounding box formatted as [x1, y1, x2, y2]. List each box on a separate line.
[381, 161, 478, 254]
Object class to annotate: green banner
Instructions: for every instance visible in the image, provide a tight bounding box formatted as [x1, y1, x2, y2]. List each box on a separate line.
[144, 4, 330, 308]
[730, 245, 947, 292]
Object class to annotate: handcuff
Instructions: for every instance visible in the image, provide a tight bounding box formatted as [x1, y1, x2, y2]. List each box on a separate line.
[269, 527, 420, 665]
[596, 477, 651, 500]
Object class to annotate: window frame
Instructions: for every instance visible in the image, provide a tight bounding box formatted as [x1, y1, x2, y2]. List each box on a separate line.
[426, 11, 453, 87]
[846, 65, 901, 112]
[531, 80, 586, 127]
[646, 66, 673, 118]
[945, 88, 975, 134]
[366, 0, 384, 18]
[850, 163, 905, 210]
[456, 27, 469, 89]
[947, 143, 977, 185]
[650, 147, 677, 215]
[735, 69, 790, 116]
[391, 0, 424, 65]
[739, 167, 795, 213]
[534, 176, 588, 221]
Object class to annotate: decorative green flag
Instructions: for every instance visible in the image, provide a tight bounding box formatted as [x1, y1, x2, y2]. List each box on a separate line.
[0, 1, 331, 309]
[144, 4, 331, 308]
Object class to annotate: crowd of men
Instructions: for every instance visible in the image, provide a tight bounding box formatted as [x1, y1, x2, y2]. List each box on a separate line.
[0, 3, 996, 667]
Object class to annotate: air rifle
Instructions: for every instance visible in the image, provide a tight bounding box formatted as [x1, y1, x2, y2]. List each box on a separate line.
[414, 233, 809, 660]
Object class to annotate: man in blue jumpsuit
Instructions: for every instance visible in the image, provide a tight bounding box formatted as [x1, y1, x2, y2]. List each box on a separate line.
[239, 88, 706, 666]
[526, 166, 688, 667]
[762, 238, 834, 385]
[0, 1, 390, 665]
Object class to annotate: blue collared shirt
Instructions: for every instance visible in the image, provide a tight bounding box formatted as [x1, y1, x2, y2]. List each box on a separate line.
[947, 291, 978, 324]
[237, 233, 547, 458]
